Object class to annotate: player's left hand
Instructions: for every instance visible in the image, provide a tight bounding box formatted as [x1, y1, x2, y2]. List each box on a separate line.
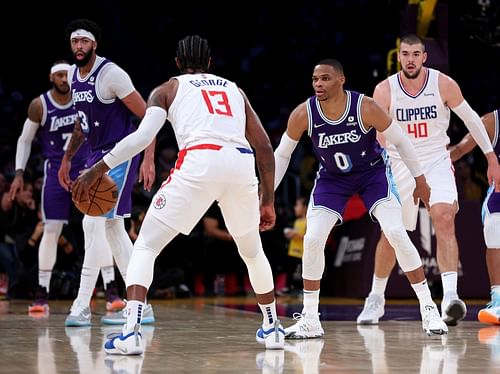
[413, 175, 431, 210]
[139, 158, 156, 192]
[259, 203, 276, 231]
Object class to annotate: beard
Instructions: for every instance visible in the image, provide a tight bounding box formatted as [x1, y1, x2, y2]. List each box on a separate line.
[53, 83, 69, 95]
[73, 50, 93, 67]
[402, 65, 422, 80]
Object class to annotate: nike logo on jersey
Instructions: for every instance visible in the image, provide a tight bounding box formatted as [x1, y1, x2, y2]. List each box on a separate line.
[47, 109, 56, 114]
[370, 158, 381, 166]
[313, 123, 326, 128]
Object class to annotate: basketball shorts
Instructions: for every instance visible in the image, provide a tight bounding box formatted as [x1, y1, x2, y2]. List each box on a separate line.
[148, 144, 259, 236]
[391, 154, 457, 231]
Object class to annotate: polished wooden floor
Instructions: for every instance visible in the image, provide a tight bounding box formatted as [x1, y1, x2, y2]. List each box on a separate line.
[0, 296, 498, 373]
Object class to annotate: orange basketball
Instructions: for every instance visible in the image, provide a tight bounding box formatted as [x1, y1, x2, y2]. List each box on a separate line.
[74, 174, 118, 216]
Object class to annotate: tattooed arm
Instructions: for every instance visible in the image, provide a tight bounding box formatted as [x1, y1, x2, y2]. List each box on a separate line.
[58, 117, 86, 191]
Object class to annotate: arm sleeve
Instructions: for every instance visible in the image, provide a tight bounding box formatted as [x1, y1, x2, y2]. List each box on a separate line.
[15, 119, 39, 171]
[382, 121, 423, 177]
[451, 100, 493, 154]
[274, 132, 299, 190]
[103, 106, 166, 169]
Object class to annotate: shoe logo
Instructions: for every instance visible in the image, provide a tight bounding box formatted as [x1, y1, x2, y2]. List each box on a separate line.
[370, 158, 381, 166]
[313, 123, 326, 128]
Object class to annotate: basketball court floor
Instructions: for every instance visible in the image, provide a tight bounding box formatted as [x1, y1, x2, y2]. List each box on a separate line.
[0, 296, 498, 373]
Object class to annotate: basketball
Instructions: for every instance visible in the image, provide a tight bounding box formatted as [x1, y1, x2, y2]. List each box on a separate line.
[74, 174, 118, 216]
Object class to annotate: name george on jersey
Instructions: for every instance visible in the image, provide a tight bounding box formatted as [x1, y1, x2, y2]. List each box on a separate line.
[189, 78, 228, 88]
[396, 105, 437, 122]
[49, 113, 79, 132]
[317, 130, 361, 149]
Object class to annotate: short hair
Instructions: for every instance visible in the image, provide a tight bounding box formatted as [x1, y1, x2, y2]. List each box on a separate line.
[317, 59, 344, 74]
[400, 34, 425, 52]
[65, 18, 102, 44]
[176, 35, 211, 72]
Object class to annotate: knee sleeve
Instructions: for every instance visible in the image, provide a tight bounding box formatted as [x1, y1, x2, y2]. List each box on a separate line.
[38, 220, 63, 270]
[484, 213, 500, 248]
[82, 216, 108, 269]
[105, 218, 134, 279]
[233, 230, 274, 294]
[126, 214, 179, 288]
[301, 208, 337, 280]
[374, 199, 422, 272]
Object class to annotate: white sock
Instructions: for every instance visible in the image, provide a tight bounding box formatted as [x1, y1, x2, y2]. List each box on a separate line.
[258, 300, 278, 329]
[303, 289, 320, 317]
[39, 270, 52, 292]
[76, 266, 100, 306]
[491, 285, 500, 295]
[411, 279, 434, 307]
[441, 271, 458, 297]
[124, 300, 145, 334]
[100, 266, 115, 288]
[370, 275, 388, 297]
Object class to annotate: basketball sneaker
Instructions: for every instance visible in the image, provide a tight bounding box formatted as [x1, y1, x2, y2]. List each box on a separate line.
[357, 294, 385, 325]
[284, 312, 324, 339]
[105, 281, 126, 312]
[256, 319, 285, 349]
[101, 303, 155, 325]
[104, 323, 143, 355]
[441, 293, 467, 326]
[478, 291, 500, 325]
[421, 303, 448, 336]
[65, 299, 92, 327]
[28, 285, 49, 313]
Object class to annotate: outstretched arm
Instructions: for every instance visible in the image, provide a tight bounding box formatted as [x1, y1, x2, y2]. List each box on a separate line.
[240, 88, 276, 231]
[9, 97, 41, 200]
[362, 96, 430, 208]
[273, 103, 308, 190]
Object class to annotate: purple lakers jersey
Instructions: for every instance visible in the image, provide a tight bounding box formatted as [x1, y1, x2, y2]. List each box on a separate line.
[70, 58, 136, 161]
[307, 90, 383, 175]
[39, 91, 89, 164]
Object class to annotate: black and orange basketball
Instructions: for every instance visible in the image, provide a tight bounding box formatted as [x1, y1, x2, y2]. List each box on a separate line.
[74, 174, 118, 216]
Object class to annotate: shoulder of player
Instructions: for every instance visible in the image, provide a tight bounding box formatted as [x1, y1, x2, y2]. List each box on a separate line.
[27, 96, 43, 122]
[147, 79, 178, 109]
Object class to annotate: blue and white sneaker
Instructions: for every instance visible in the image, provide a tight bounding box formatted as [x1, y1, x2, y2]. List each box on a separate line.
[65, 300, 92, 327]
[478, 291, 500, 325]
[256, 319, 285, 349]
[101, 303, 155, 325]
[104, 324, 143, 355]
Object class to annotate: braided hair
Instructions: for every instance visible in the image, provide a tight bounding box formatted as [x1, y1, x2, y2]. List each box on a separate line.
[176, 35, 210, 73]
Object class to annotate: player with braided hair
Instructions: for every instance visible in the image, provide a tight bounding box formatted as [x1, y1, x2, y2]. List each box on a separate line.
[73, 35, 285, 354]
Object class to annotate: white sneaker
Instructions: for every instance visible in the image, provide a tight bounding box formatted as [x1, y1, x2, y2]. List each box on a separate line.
[65, 299, 92, 327]
[256, 319, 285, 349]
[441, 294, 467, 326]
[101, 303, 155, 325]
[284, 313, 324, 339]
[104, 323, 144, 355]
[357, 294, 385, 325]
[421, 304, 448, 336]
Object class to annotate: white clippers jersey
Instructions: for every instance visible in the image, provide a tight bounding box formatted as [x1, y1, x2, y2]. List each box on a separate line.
[386, 68, 450, 162]
[167, 73, 251, 150]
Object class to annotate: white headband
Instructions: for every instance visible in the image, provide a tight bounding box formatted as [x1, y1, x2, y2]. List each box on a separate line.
[50, 63, 71, 74]
[70, 29, 96, 42]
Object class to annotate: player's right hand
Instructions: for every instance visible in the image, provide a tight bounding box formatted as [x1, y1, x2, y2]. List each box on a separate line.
[8, 175, 23, 201]
[413, 175, 431, 210]
[58, 157, 72, 191]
